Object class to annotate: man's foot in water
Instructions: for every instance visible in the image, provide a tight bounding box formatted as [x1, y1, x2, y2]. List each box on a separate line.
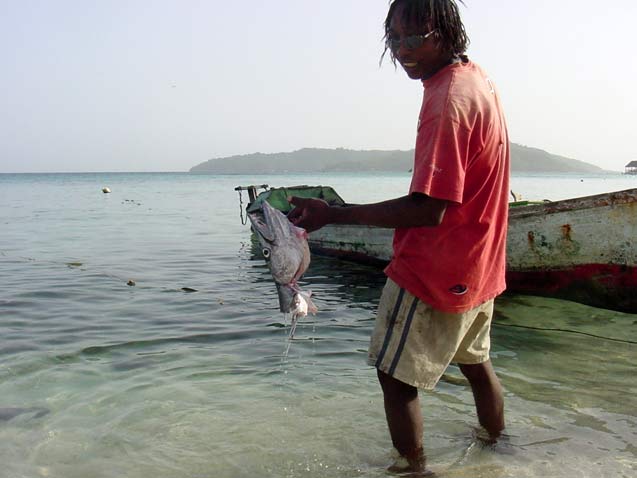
[471, 426, 514, 452]
[472, 425, 500, 445]
[387, 448, 435, 476]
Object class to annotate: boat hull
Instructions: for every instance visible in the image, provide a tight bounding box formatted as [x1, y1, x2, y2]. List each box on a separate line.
[307, 189, 637, 313]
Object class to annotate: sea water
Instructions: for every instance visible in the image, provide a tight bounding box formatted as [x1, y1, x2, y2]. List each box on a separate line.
[0, 172, 635, 478]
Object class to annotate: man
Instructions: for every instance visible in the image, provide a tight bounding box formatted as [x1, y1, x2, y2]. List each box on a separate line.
[288, 0, 509, 472]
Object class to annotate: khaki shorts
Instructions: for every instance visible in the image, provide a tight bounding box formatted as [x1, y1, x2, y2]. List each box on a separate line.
[368, 278, 494, 390]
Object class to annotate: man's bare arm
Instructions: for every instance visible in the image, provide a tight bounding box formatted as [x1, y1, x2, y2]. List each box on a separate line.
[287, 193, 447, 232]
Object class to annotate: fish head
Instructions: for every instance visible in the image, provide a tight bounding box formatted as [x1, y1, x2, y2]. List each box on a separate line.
[249, 201, 311, 288]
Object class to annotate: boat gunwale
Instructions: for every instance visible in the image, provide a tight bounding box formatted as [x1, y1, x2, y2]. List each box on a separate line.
[508, 187, 637, 219]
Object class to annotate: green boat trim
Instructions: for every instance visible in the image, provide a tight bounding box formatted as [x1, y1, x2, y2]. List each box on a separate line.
[245, 185, 346, 214]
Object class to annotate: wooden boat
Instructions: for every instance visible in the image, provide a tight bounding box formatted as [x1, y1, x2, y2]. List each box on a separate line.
[238, 185, 637, 313]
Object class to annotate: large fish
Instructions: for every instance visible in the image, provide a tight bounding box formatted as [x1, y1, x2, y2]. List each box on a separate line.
[248, 201, 317, 337]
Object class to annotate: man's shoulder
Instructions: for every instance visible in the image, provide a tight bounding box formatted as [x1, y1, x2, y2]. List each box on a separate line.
[425, 61, 488, 101]
[446, 61, 499, 111]
[449, 60, 490, 87]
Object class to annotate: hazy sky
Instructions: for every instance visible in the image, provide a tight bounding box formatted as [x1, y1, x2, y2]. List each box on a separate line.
[1, 0, 635, 173]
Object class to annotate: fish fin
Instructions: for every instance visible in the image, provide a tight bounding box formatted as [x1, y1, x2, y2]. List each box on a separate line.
[292, 225, 308, 240]
[307, 298, 318, 315]
[300, 290, 318, 315]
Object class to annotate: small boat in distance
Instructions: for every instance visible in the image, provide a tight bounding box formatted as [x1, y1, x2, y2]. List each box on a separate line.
[238, 185, 637, 313]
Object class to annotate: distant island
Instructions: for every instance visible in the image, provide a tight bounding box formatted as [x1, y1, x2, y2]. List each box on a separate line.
[190, 143, 606, 174]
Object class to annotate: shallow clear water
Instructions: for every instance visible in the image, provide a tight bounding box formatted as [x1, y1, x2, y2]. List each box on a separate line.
[0, 172, 635, 478]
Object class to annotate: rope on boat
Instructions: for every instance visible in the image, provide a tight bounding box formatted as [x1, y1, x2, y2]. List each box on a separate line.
[235, 184, 269, 225]
[494, 322, 637, 345]
[237, 188, 247, 225]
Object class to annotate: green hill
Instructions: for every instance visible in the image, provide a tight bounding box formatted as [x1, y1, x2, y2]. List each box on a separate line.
[189, 143, 605, 174]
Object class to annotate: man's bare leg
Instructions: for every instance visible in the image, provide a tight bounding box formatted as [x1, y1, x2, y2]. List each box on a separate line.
[377, 369, 426, 471]
[458, 360, 505, 439]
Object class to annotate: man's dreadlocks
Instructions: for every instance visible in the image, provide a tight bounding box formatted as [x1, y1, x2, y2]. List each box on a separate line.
[382, 0, 469, 65]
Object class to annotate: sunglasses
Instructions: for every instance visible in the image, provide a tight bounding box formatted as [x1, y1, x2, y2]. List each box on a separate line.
[388, 30, 437, 51]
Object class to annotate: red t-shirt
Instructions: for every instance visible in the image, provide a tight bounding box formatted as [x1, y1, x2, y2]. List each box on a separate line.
[385, 60, 510, 313]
